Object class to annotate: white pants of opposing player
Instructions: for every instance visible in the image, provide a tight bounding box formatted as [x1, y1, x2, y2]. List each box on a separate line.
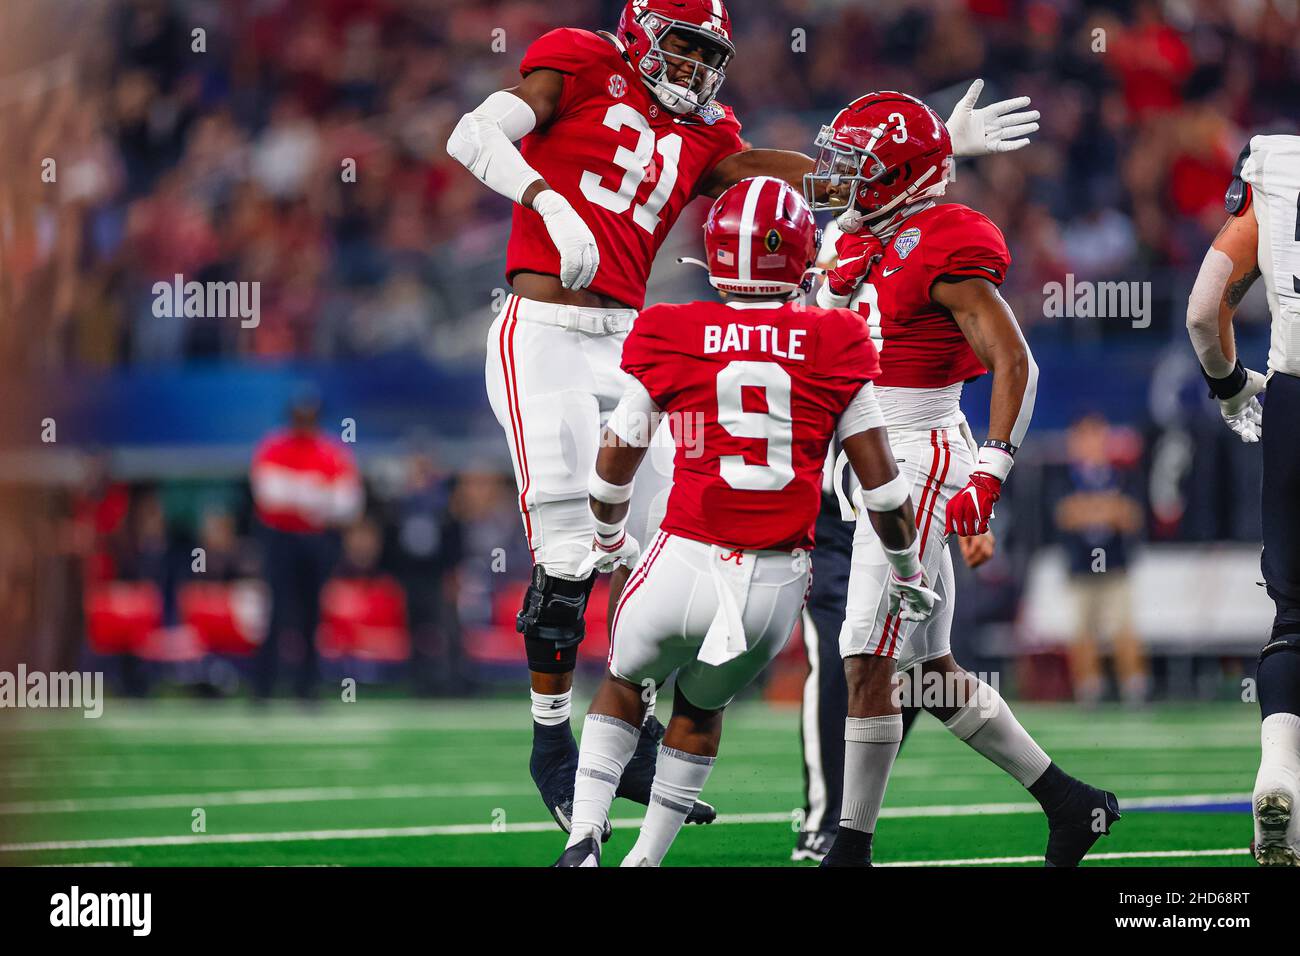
[485, 294, 674, 576]
[608, 532, 810, 709]
[840, 425, 975, 669]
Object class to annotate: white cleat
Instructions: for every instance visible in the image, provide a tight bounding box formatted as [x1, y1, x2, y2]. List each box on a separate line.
[1253, 791, 1300, 866]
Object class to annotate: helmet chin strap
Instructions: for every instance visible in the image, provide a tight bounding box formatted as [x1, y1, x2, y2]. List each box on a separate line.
[866, 199, 936, 240]
[652, 81, 698, 114]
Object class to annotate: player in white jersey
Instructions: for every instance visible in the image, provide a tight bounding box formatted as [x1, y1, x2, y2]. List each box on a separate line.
[1185, 134, 1300, 866]
[803, 91, 1119, 867]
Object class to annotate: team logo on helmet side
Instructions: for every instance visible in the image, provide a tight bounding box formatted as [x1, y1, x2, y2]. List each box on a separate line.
[893, 227, 921, 259]
[608, 74, 627, 98]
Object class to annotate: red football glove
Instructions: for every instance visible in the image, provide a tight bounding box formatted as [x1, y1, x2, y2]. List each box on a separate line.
[945, 472, 1002, 537]
[825, 229, 884, 297]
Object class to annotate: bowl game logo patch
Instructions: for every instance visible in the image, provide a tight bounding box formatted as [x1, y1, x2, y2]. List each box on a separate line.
[696, 103, 725, 125]
[765, 228, 782, 253]
[893, 227, 921, 259]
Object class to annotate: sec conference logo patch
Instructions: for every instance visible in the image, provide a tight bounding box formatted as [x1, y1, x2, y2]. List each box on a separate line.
[608, 74, 627, 98]
[893, 227, 921, 259]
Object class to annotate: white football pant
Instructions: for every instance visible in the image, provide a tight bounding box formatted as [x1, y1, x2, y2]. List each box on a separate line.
[608, 531, 810, 710]
[485, 293, 674, 577]
[840, 425, 974, 669]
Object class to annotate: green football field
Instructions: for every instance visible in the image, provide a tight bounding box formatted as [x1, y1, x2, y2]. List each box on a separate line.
[0, 697, 1262, 867]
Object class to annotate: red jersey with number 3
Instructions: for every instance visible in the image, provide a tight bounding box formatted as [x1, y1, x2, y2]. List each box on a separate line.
[621, 301, 880, 551]
[852, 203, 1010, 388]
[507, 29, 746, 309]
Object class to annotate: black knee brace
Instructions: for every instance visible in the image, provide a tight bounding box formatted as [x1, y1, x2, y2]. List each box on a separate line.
[1258, 631, 1300, 719]
[517, 565, 596, 674]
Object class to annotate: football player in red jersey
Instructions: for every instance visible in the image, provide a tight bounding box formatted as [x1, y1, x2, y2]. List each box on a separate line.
[803, 92, 1120, 867]
[553, 176, 935, 866]
[446, 0, 1039, 833]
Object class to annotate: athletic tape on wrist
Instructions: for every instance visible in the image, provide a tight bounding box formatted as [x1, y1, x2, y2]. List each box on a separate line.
[883, 538, 923, 579]
[593, 516, 626, 548]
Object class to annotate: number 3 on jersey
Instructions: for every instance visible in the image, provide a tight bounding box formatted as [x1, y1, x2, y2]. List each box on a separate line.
[579, 104, 681, 234]
[716, 361, 794, 491]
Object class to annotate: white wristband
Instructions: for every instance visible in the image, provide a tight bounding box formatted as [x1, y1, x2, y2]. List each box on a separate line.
[588, 471, 634, 505]
[975, 446, 1014, 482]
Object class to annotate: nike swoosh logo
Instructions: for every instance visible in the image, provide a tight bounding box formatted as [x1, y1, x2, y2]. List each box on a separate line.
[837, 254, 867, 267]
[881, 266, 903, 277]
[965, 487, 981, 511]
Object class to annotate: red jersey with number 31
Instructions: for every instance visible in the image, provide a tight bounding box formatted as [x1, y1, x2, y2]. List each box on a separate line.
[621, 300, 880, 551]
[507, 29, 746, 309]
[852, 203, 1011, 388]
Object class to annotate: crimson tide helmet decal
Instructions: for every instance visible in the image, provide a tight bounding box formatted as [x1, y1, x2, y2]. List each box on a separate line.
[703, 176, 818, 296]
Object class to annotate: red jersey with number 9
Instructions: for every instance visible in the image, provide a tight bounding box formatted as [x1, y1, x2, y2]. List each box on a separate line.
[621, 300, 880, 551]
[507, 29, 746, 309]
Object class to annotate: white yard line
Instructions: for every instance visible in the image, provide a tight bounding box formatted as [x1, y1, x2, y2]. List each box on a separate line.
[0, 784, 1249, 817]
[879, 847, 1249, 867]
[0, 792, 1251, 854]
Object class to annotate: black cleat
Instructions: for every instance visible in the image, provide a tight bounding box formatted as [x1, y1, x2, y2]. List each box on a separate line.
[616, 714, 718, 826]
[1043, 781, 1121, 867]
[792, 829, 836, 863]
[550, 799, 612, 843]
[819, 826, 873, 867]
[686, 799, 717, 825]
[553, 835, 601, 867]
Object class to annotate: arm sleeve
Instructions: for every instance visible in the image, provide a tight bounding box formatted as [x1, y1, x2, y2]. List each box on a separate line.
[835, 382, 886, 442]
[445, 90, 541, 204]
[606, 378, 660, 448]
[1185, 246, 1235, 378]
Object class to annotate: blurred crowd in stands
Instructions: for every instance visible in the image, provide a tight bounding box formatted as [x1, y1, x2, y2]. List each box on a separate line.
[2, 0, 1292, 699]
[1, 0, 1295, 370]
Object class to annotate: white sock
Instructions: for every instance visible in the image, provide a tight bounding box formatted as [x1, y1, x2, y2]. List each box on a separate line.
[1254, 712, 1300, 842]
[530, 689, 571, 726]
[839, 715, 903, 832]
[943, 679, 1051, 787]
[567, 714, 639, 847]
[622, 746, 714, 867]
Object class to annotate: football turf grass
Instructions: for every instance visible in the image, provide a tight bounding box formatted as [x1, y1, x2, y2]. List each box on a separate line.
[0, 697, 1260, 867]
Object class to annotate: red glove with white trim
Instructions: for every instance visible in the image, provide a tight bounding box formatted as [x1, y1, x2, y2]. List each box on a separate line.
[816, 229, 883, 307]
[945, 445, 1013, 537]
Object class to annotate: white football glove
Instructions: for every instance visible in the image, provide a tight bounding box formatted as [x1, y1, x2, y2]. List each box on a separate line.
[577, 532, 641, 576]
[945, 79, 1040, 157]
[887, 568, 941, 623]
[1219, 367, 1267, 443]
[532, 189, 599, 290]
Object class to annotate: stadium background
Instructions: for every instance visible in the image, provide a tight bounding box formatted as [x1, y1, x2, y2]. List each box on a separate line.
[0, 0, 1296, 866]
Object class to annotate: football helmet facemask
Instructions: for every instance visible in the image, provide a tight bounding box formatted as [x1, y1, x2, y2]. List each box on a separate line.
[616, 0, 734, 115]
[804, 91, 954, 234]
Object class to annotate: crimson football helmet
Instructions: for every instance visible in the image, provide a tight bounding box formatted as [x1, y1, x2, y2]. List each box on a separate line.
[701, 176, 818, 297]
[803, 91, 954, 233]
[615, 0, 734, 114]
